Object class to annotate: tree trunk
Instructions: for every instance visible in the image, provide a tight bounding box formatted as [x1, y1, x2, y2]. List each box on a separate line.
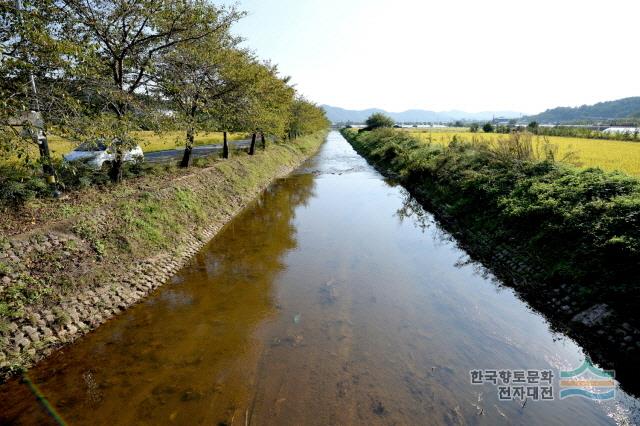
[34, 130, 55, 183]
[18, 0, 55, 185]
[180, 127, 195, 168]
[27, 88, 55, 182]
[249, 133, 256, 155]
[110, 104, 126, 182]
[223, 131, 229, 159]
[109, 152, 124, 183]
[261, 132, 266, 150]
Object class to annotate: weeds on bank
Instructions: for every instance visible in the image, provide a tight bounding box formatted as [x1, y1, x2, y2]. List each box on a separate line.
[0, 274, 52, 320]
[345, 128, 640, 309]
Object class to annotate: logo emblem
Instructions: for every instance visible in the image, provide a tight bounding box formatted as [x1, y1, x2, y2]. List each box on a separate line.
[559, 360, 615, 400]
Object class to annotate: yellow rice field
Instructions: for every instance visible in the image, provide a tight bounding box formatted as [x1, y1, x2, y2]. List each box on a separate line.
[46, 131, 248, 159]
[2, 131, 249, 166]
[403, 129, 640, 176]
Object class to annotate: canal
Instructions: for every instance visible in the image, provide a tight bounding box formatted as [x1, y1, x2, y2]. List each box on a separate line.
[1, 131, 638, 425]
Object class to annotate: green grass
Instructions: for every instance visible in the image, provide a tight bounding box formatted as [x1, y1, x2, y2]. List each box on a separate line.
[76, 131, 327, 259]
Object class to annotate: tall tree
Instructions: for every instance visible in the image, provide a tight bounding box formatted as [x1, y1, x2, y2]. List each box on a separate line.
[1, 0, 69, 180]
[239, 61, 295, 145]
[58, 0, 242, 180]
[288, 97, 330, 139]
[365, 112, 394, 130]
[157, 35, 255, 167]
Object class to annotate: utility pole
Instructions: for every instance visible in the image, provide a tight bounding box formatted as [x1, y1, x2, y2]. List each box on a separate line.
[16, 0, 56, 183]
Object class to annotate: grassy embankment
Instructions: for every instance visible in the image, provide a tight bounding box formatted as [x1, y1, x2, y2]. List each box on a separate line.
[0, 131, 325, 371]
[342, 127, 639, 373]
[401, 128, 640, 176]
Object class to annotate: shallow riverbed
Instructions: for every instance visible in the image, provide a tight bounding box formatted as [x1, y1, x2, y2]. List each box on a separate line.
[1, 131, 639, 425]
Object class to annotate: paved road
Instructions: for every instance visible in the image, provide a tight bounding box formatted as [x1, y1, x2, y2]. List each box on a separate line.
[145, 139, 252, 164]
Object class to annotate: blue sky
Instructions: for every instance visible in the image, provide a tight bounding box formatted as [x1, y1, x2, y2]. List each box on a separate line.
[223, 0, 640, 114]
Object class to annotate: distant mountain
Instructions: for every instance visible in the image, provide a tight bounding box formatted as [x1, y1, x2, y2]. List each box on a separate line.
[321, 105, 523, 124]
[527, 97, 640, 123]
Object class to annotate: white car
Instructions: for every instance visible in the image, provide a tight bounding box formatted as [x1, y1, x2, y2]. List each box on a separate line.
[63, 141, 144, 170]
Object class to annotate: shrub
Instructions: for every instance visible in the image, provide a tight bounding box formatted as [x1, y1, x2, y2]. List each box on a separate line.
[0, 166, 52, 207]
[365, 113, 395, 130]
[482, 122, 494, 133]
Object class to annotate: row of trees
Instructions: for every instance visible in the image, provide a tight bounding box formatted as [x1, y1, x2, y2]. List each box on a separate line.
[1, 0, 328, 183]
[469, 122, 510, 133]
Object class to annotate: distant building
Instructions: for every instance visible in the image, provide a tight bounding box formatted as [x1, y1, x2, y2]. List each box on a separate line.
[603, 127, 639, 135]
[492, 117, 513, 125]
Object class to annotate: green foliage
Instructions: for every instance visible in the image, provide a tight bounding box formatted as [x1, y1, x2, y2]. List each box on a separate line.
[0, 165, 52, 206]
[534, 125, 640, 141]
[119, 191, 187, 249]
[155, 19, 248, 164]
[288, 97, 330, 139]
[228, 61, 296, 140]
[52, 306, 70, 325]
[527, 96, 640, 123]
[1, 0, 327, 201]
[365, 113, 395, 130]
[174, 188, 206, 222]
[0, 274, 52, 319]
[482, 122, 494, 133]
[469, 123, 479, 132]
[72, 218, 106, 257]
[0, 0, 74, 168]
[55, 0, 245, 180]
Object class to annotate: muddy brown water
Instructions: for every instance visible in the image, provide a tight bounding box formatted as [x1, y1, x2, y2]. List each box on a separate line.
[1, 131, 639, 425]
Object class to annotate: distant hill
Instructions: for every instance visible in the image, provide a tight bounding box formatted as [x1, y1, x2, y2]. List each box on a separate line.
[527, 97, 640, 123]
[321, 105, 522, 124]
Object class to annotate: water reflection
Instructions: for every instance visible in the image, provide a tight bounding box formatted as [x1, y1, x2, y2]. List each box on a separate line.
[395, 188, 433, 233]
[0, 172, 316, 426]
[396, 189, 498, 282]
